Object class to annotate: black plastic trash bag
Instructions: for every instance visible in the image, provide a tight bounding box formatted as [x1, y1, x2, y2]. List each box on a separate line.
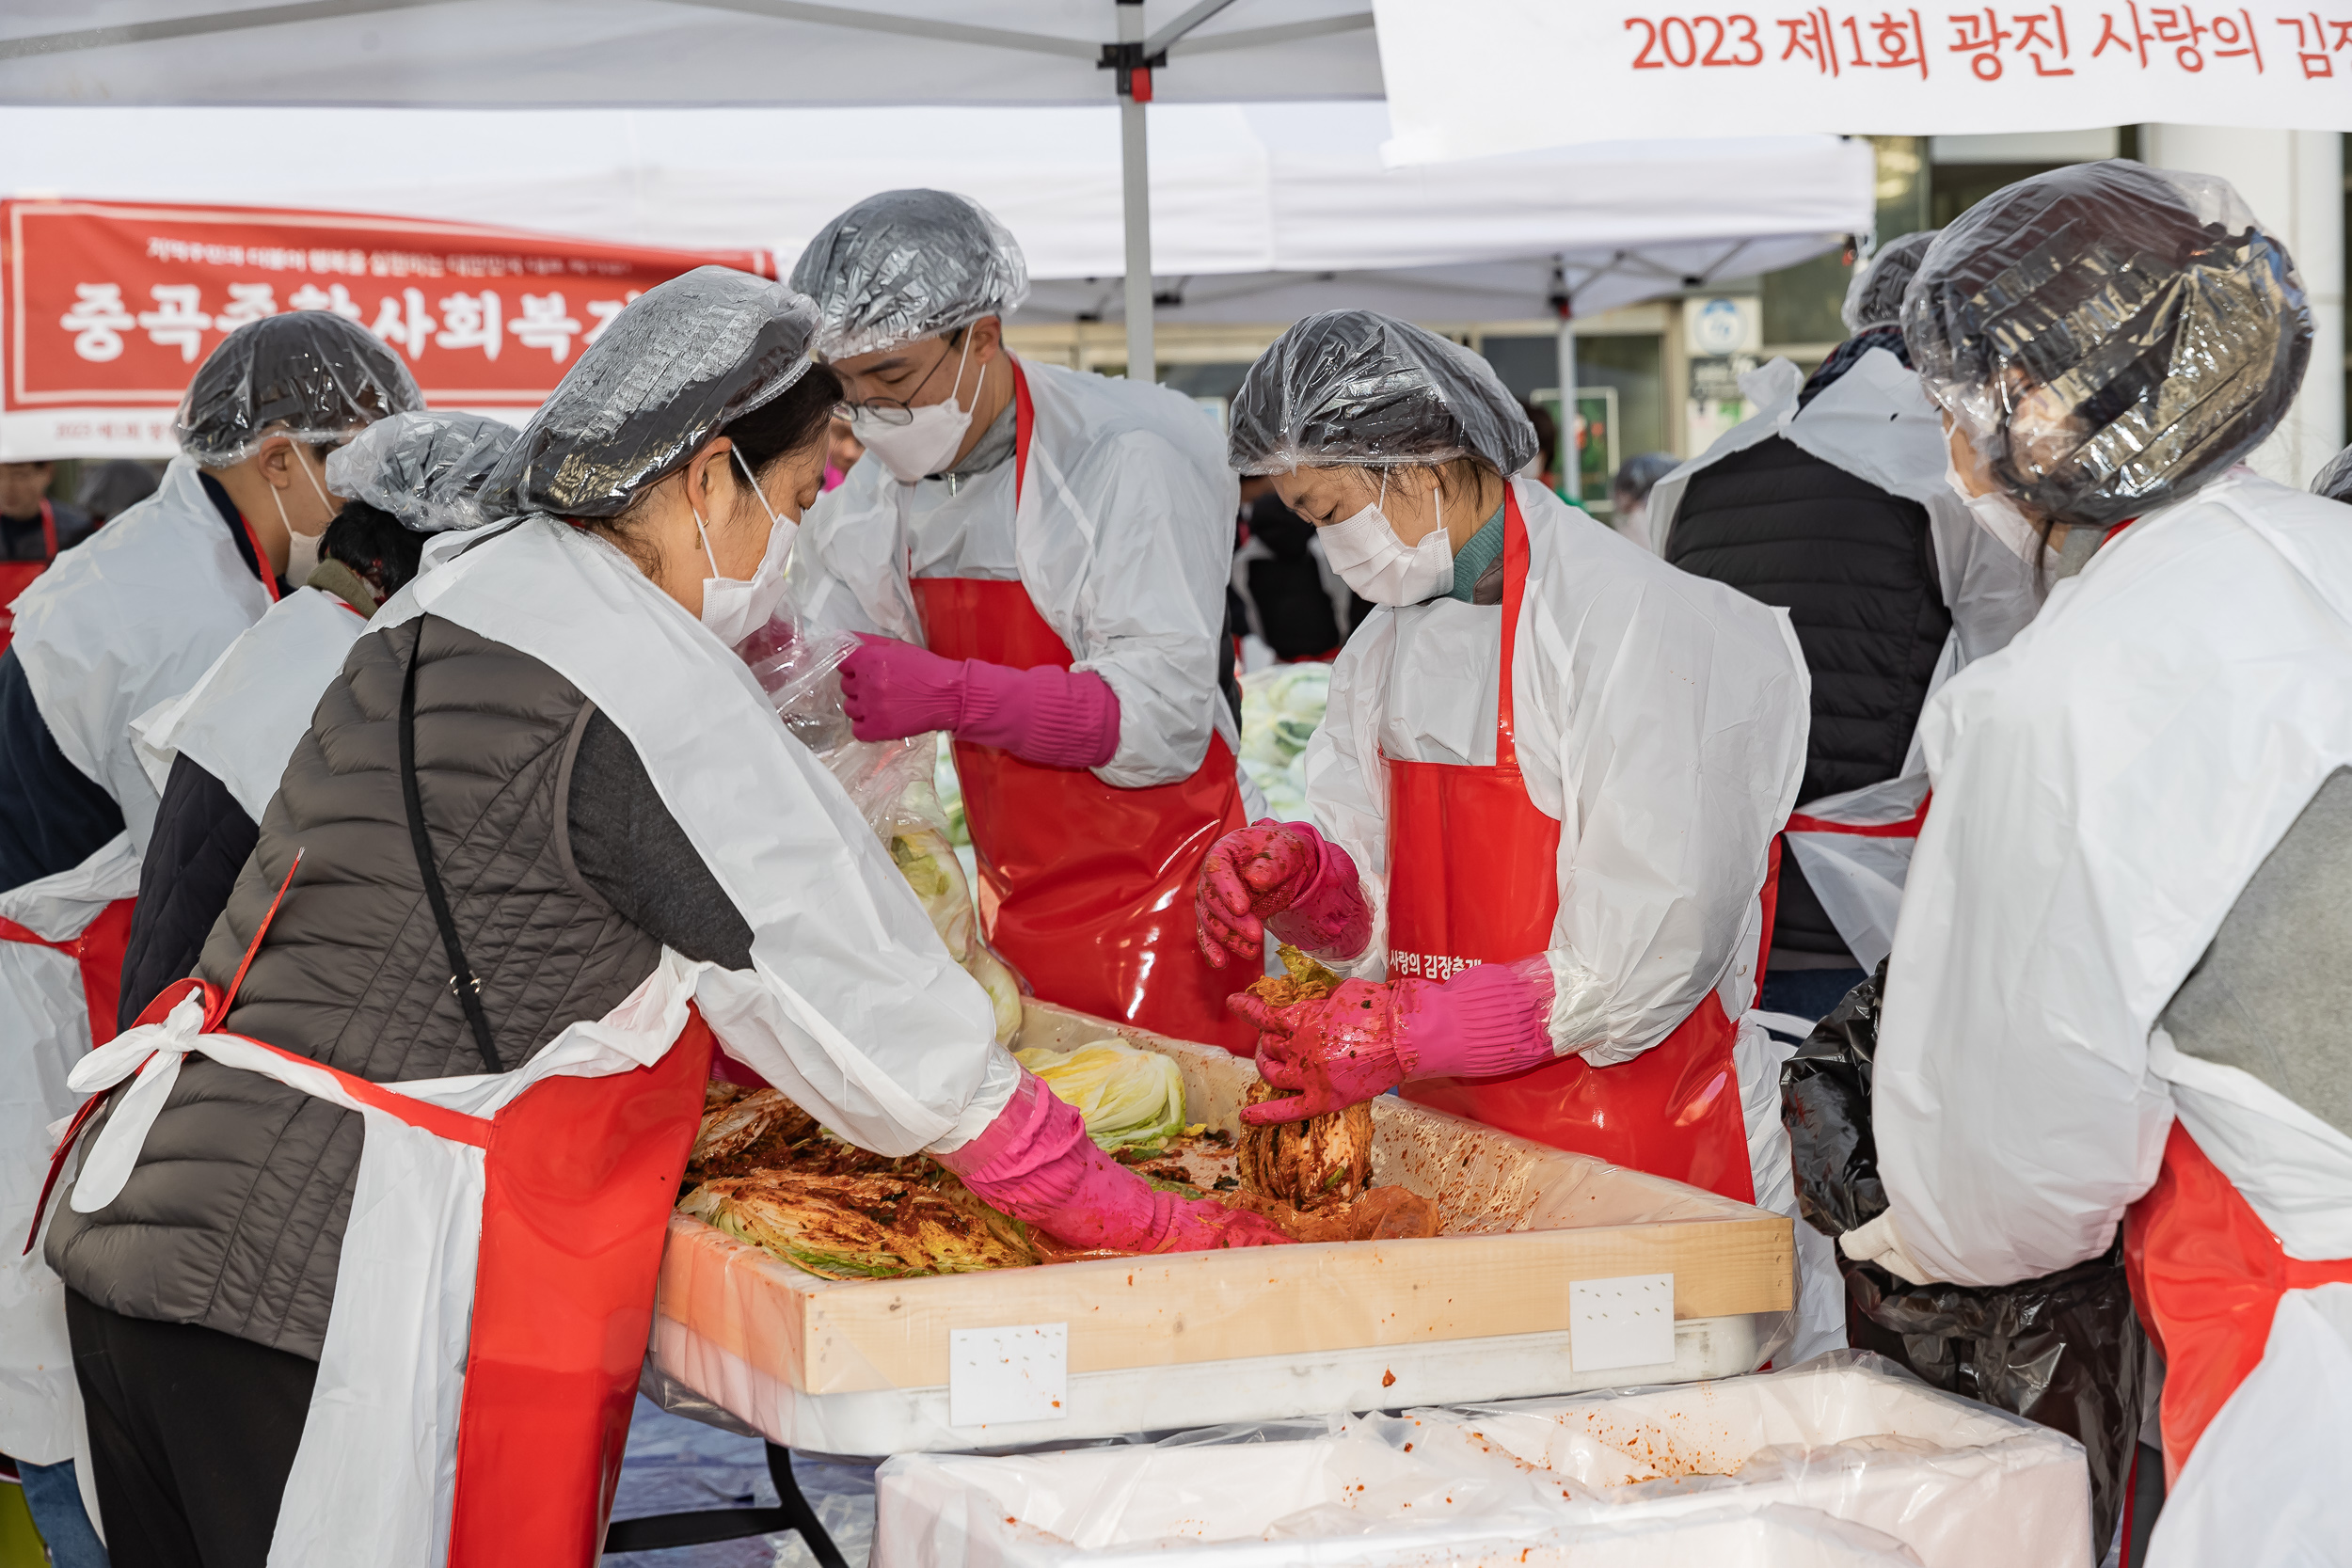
[1781, 964, 2147, 1561]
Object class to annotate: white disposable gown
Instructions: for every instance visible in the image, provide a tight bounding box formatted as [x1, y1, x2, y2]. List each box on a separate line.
[12, 457, 276, 855]
[1308, 477, 1809, 1056]
[132, 586, 367, 823]
[1644, 352, 2043, 971]
[1852, 472, 2352, 1559]
[787, 357, 1245, 793]
[1, 457, 274, 1469]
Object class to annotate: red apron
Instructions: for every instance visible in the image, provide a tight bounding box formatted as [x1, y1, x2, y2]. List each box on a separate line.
[32, 863, 712, 1564]
[910, 360, 1256, 1051]
[1392, 492, 1772, 1204]
[2123, 1122, 2352, 1485]
[447, 1008, 712, 1561]
[0, 499, 63, 657]
[0, 898, 136, 1051]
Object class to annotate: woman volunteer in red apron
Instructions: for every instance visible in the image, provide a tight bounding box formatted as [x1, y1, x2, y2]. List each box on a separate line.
[1832, 165, 2338, 1563]
[1194, 310, 1810, 1210]
[785, 190, 1259, 1050]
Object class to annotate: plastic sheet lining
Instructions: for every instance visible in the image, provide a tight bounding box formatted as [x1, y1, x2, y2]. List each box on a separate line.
[867, 1358, 2079, 1566]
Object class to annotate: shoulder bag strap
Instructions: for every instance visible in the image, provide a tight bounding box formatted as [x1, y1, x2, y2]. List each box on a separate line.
[400, 626, 501, 1074]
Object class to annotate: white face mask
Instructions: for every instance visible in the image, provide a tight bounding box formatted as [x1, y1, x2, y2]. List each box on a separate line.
[693, 446, 798, 648]
[275, 440, 338, 586]
[1316, 471, 1454, 606]
[848, 333, 976, 484]
[1943, 448, 2042, 565]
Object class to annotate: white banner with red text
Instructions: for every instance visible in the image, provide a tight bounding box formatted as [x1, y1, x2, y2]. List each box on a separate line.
[0, 199, 773, 460]
[1373, 0, 2352, 164]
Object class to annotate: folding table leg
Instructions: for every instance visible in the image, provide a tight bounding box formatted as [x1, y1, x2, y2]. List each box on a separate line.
[600, 1444, 849, 1563]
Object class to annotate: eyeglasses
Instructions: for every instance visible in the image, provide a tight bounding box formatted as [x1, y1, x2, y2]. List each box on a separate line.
[842, 335, 966, 427]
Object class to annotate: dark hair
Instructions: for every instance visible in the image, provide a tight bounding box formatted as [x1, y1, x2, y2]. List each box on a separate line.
[320, 499, 427, 603]
[721, 359, 844, 476]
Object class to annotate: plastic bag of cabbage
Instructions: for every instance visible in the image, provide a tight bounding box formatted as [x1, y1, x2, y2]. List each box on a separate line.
[739, 615, 1025, 1044]
[1239, 662, 1330, 820]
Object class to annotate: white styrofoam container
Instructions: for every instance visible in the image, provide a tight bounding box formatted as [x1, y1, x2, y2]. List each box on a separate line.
[866, 1357, 2080, 1568]
[1415, 1354, 2091, 1568]
[872, 1419, 1924, 1567]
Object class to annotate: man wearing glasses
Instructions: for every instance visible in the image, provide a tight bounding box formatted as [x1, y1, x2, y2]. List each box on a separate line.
[787, 188, 1262, 1051]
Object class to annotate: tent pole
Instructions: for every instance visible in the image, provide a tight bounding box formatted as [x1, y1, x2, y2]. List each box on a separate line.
[1120, 96, 1153, 381]
[1117, 0, 1154, 383]
[1551, 268, 1581, 503]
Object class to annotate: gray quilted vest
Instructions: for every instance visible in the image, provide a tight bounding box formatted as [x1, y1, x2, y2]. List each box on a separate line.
[49, 614, 662, 1358]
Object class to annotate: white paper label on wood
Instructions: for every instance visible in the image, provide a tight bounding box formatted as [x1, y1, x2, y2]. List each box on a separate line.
[948, 1323, 1069, 1427]
[1570, 1274, 1675, 1373]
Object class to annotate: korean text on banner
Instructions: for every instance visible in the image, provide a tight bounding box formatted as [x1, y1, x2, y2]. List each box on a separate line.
[1372, 1, 2352, 164]
[2, 199, 775, 460]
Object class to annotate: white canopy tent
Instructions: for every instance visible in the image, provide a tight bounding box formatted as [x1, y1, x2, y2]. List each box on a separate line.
[1, 101, 1874, 484]
[0, 0, 1391, 388]
[0, 102, 1870, 325]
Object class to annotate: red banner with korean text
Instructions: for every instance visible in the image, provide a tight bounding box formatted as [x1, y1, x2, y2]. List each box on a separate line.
[1375, 0, 2352, 164]
[0, 199, 775, 460]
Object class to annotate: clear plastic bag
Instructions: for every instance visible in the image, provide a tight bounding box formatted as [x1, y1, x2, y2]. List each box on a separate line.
[1414, 1351, 2090, 1568]
[738, 615, 1025, 1044]
[871, 1406, 1931, 1566]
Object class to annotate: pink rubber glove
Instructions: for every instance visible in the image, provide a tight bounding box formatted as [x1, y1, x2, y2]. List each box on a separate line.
[934, 1072, 1293, 1252]
[1195, 819, 1373, 969]
[838, 634, 1120, 768]
[1231, 956, 1557, 1125]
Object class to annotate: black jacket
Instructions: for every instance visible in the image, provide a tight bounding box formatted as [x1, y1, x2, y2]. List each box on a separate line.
[1664, 433, 1951, 963]
[116, 752, 260, 1030]
[0, 648, 126, 895]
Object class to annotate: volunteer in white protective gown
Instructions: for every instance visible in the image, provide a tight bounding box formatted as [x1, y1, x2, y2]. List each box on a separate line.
[785, 190, 1260, 1050]
[1194, 310, 1813, 1236]
[0, 312, 417, 1555]
[1645, 233, 2042, 1000]
[115, 410, 516, 1035]
[36, 269, 1281, 1568]
[1829, 163, 2346, 1565]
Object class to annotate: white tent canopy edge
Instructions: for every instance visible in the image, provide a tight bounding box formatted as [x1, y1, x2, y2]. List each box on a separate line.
[0, 0, 1392, 379]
